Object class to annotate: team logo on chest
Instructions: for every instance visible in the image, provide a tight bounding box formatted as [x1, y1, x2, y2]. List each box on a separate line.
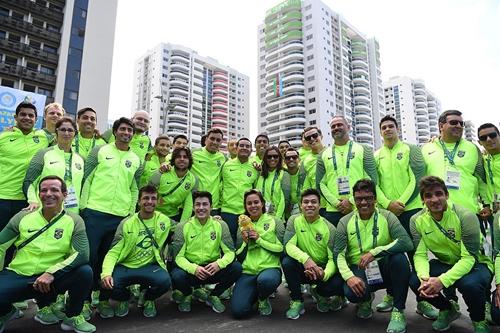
[75, 163, 82, 170]
[160, 222, 166, 231]
[54, 228, 64, 239]
[33, 136, 40, 144]
[184, 182, 191, 190]
[125, 160, 132, 168]
[140, 142, 145, 149]
[396, 152, 403, 160]
[457, 151, 465, 158]
[447, 228, 456, 239]
[315, 233, 323, 241]
[210, 231, 217, 240]
[247, 171, 252, 177]
[263, 223, 270, 231]
[216, 160, 222, 167]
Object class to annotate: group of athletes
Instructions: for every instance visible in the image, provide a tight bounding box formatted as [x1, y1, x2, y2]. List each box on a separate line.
[0, 101, 499, 333]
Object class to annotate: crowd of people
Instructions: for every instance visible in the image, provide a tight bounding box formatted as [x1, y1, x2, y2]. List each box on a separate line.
[0, 101, 499, 333]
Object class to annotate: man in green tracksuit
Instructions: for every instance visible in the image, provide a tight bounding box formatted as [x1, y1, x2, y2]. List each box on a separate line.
[102, 110, 152, 162]
[409, 176, 493, 333]
[282, 189, 344, 319]
[220, 138, 259, 242]
[373, 115, 436, 318]
[98, 185, 172, 319]
[422, 110, 487, 214]
[165, 134, 188, 164]
[250, 134, 269, 166]
[0, 176, 95, 333]
[140, 135, 171, 187]
[0, 103, 50, 233]
[72, 108, 106, 160]
[281, 147, 308, 220]
[317, 117, 378, 226]
[80, 117, 142, 310]
[334, 179, 413, 333]
[191, 128, 227, 215]
[171, 191, 242, 313]
[150, 147, 198, 223]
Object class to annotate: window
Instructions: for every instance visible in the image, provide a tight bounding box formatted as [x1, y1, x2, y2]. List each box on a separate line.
[306, 34, 313, 41]
[309, 97, 316, 103]
[23, 84, 36, 92]
[30, 40, 41, 49]
[307, 65, 314, 71]
[4, 55, 17, 65]
[40, 66, 54, 74]
[1, 79, 14, 87]
[310, 120, 316, 125]
[8, 34, 20, 42]
[0, 30, 6, 39]
[0, 7, 9, 17]
[306, 55, 314, 61]
[33, 19, 44, 27]
[308, 87, 315, 92]
[26, 62, 38, 70]
[309, 108, 316, 114]
[67, 91, 78, 100]
[44, 44, 57, 54]
[47, 24, 60, 33]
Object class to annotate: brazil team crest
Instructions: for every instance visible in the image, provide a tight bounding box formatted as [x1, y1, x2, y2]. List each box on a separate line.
[125, 160, 132, 168]
[33, 136, 39, 143]
[263, 223, 270, 231]
[247, 171, 252, 177]
[397, 152, 403, 160]
[160, 222, 166, 231]
[216, 160, 222, 167]
[75, 163, 82, 170]
[54, 228, 64, 239]
[140, 142, 144, 149]
[447, 228, 456, 239]
[184, 182, 191, 190]
[457, 151, 465, 158]
[210, 231, 217, 240]
[315, 233, 323, 241]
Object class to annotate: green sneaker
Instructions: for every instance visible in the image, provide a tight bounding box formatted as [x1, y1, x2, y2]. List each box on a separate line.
[473, 320, 491, 333]
[1, 307, 19, 333]
[330, 295, 349, 312]
[143, 300, 157, 318]
[50, 303, 66, 321]
[178, 295, 192, 312]
[377, 294, 394, 312]
[115, 301, 129, 317]
[432, 307, 461, 331]
[34, 306, 59, 325]
[193, 288, 209, 303]
[416, 301, 438, 320]
[206, 295, 225, 313]
[90, 291, 99, 307]
[13, 301, 28, 310]
[96, 301, 114, 319]
[137, 289, 146, 308]
[80, 302, 92, 321]
[258, 298, 272, 316]
[386, 309, 407, 333]
[61, 314, 96, 333]
[171, 290, 183, 304]
[286, 300, 305, 320]
[356, 298, 373, 319]
[219, 288, 232, 300]
[316, 295, 330, 313]
[53, 294, 66, 312]
[485, 302, 494, 325]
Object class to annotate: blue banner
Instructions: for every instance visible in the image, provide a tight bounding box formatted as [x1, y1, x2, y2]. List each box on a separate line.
[0, 86, 46, 131]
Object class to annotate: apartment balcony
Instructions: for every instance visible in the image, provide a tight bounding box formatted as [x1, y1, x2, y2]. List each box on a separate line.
[169, 95, 188, 105]
[415, 101, 427, 108]
[192, 117, 203, 126]
[167, 120, 188, 130]
[213, 87, 227, 95]
[352, 76, 370, 86]
[170, 87, 188, 97]
[170, 70, 189, 81]
[355, 113, 372, 123]
[213, 79, 228, 88]
[354, 94, 371, 105]
[356, 131, 373, 142]
[170, 62, 189, 73]
[266, 104, 305, 119]
[266, 62, 304, 80]
[212, 94, 228, 102]
[213, 71, 228, 80]
[353, 85, 370, 95]
[266, 93, 305, 109]
[267, 115, 306, 130]
[354, 103, 371, 113]
[10, 0, 64, 22]
[212, 109, 227, 118]
[0, 16, 61, 43]
[212, 116, 228, 126]
[0, 39, 58, 65]
[0, 63, 56, 85]
[351, 59, 369, 69]
[167, 112, 187, 122]
[213, 101, 228, 108]
[268, 125, 303, 140]
[212, 123, 228, 132]
[355, 122, 373, 132]
[414, 95, 427, 103]
[266, 51, 303, 70]
[352, 67, 369, 77]
[265, 41, 303, 61]
[171, 55, 190, 64]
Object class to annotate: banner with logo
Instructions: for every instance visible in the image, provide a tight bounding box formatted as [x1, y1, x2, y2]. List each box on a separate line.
[0, 86, 45, 131]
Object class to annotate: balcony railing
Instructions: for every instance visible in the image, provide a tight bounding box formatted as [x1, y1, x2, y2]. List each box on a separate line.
[0, 16, 61, 43]
[0, 63, 56, 85]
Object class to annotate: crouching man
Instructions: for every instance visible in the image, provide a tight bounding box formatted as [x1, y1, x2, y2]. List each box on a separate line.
[334, 179, 413, 333]
[0, 176, 94, 333]
[99, 185, 173, 318]
[282, 188, 344, 319]
[171, 191, 242, 313]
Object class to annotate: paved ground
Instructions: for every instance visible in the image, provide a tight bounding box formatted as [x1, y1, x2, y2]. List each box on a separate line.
[6, 287, 495, 333]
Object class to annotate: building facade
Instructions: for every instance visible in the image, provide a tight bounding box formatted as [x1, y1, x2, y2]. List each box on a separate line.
[0, 0, 117, 130]
[257, 0, 384, 149]
[384, 76, 442, 145]
[464, 120, 477, 142]
[132, 43, 249, 147]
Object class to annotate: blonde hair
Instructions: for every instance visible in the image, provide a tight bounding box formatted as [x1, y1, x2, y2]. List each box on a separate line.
[44, 102, 65, 115]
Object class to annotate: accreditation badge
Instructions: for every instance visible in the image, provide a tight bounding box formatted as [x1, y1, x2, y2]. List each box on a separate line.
[265, 202, 275, 214]
[64, 186, 78, 209]
[337, 176, 350, 195]
[445, 170, 460, 190]
[366, 260, 383, 285]
[290, 203, 300, 216]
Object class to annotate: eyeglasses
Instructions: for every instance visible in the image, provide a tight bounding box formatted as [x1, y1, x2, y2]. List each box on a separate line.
[447, 120, 464, 127]
[57, 128, 75, 133]
[479, 132, 498, 141]
[285, 155, 298, 161]
[304, 132, 319, 141]
[354, 195, 375, 203]
[266, 154, 280, 160]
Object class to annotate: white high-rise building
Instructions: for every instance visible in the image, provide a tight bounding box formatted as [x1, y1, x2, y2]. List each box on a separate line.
[132, 43, 249, 147]
[258, 0, 385, 149]
[384, 76, 442, 145]
[464, 120, 477, 142]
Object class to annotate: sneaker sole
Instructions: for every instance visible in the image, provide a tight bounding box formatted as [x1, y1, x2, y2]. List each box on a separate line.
[432, 312, 461, 332]
[61, 322, 96, 333]
[115, 310, 129, 318]
[356, 310, 373, 319]
[416, 309, 438, 320]
[287, 308, 305, 320]
[377, 305, 394, 313]
[387, 328, 406, 333]
[34, 315, 59, 325]
[206, 301, 225, 314]
[143, 311, 157, 318]
[97, 312, 114, 319]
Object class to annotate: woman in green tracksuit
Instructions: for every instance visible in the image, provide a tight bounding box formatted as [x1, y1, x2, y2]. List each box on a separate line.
[231, 189, 285, 318]
[255, 146, 285, 220]
[23, 117, 84, 214]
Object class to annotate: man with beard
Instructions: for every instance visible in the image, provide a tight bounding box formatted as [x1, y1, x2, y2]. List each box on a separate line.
[80, 117, 142, 317]
[73, 107, 106, 160]
[317, 116, 378, 226]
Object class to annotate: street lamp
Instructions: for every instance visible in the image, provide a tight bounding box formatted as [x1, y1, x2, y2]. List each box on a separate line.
[154, 95, 175, 135]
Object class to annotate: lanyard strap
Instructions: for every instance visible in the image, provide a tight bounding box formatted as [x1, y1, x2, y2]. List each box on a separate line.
[263, 170, 280, 199]
[74, 133, 97, 155]
[432, 218, 460, 244]
[295, 171, 306, 203]
[137, 215, 164, 261]
[18, 211, 66, 250]
[487, 156, 495, 185]
[332, 141, 354, 172]
[64, 153, 73, 182]
[439, 139, 460, 166]
[354, 212, 379, 254]
[163, 174, 187, 197]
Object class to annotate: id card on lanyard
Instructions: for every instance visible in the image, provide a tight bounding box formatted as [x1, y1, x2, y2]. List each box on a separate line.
[440, 140, 461, 190]
[262, 171, 279, 214]
[355, 212, 382, 285]
[487, 156, 499, 211]
[63, 153, 78, 209]
[332, 141, 353, 196]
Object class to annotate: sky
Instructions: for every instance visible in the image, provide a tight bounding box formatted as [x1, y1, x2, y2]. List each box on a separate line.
[108, 0, 500, 138]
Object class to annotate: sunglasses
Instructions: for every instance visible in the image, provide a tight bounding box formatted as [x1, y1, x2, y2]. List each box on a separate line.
[266, 154, 280, 160]
[354, 195, 375, 203]
[304, 132, 319, 141]
[285, 155, 298, 161]
[479, 132, 498, 141]
[447, 120, 464, 127]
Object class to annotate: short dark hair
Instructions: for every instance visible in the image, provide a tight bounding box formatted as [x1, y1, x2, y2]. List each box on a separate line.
[112, 117, 134, 134]
[192, 191, 212, 206]
[261, 146, 283, 179]
[379, 115, 398, 129]
[139, 185, 157, 199]
[206, 128, 224, 139]
[154, 135, 170, 146]
[15, 102, 37, 116]
[173, 134, 188, 144]
[243, 189, 266, 216]
[77, 107, 96, 119]
[55, 117, 77, 132]
[39, 175, 67, 193]
[278, 140, 290, 147]
[477, 123, 499, 136]
[438, 110, 462, 125]
[301, 188, 321, 202]
[285, 147, 299, 155]
[237, 137, 252, 147]
[254, 134, 269, 145]
[419, 176, 448, 199]
[352, 179, 376, 197]
[170, 147, 193, 169]
[302, 126, 322, 137]
[200, 134, 207, 147]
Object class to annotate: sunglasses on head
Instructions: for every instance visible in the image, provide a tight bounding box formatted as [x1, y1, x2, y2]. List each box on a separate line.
[304, 132, 319, 141]
[479, 132, 498, 141]
[447, 120, 464, 127]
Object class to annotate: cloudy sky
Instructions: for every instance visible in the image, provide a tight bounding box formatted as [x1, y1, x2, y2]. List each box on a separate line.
[108, 0, 500, 137]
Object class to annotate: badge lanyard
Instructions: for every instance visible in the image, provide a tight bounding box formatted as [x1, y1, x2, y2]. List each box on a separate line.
[163, 174, 188, 197]
[262, 170, 280, 200]
[439, 139, 460, 167]
[431, 217, 460, 244]
[74, 133, 96, 155]
[354, 212, 379, 254]
[64, 153, 73, 182]
[137, 215, 164, 262]
[332, 141, 353, 173]
[486, 156, 495, 186]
